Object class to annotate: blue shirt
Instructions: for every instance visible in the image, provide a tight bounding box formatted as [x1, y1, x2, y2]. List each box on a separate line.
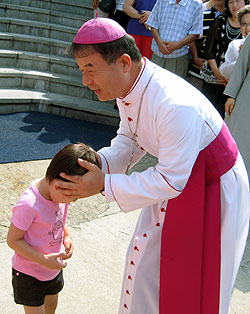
[127, 0, 157, 37]
[147, 0, 203, 58]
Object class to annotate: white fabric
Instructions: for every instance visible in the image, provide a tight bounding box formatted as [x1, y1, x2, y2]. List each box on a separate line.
[98, 59, 250, 314]
[116, 0, 126, 10]
[220, 38, 245, 79]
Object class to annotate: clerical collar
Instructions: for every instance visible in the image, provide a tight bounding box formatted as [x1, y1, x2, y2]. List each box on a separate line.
[120, 57, 146, 100]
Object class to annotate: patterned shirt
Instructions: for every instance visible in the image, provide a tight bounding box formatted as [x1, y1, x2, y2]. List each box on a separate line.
[147, 0, 203, 58]
[201, 14, 242, 84]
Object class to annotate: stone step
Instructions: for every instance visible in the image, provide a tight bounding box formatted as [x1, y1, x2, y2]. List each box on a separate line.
[0, 3, 88, 28]
[0, 89, 119, 126]
[0, 17, 79, 42]
[0, 0, 93, 17]
[0, 67, 97, 100]
[0, 50, 81, 77]
[0, 32, 70, 57]
[0, 0, 113, 125]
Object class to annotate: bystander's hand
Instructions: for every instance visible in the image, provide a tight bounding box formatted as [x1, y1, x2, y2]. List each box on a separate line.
[156, 39, 170, 54]
[163, 41, 181, 54]
[212, 66, 228, 86]
[225, 97, 236, 115]
[139, 10, 151, 24]
[217, 75, 228, 86]
[193, 56, 205, 69]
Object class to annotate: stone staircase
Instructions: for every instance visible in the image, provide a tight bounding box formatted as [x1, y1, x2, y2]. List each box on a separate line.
[0, 0, 119, 126]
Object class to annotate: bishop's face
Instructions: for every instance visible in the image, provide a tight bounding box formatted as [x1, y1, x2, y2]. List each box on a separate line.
[76, 52, 131, 102]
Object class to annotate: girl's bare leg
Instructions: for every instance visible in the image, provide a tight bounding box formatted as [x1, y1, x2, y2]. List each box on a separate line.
[44, 294, 58, 314]
[24, 305, 45, 314]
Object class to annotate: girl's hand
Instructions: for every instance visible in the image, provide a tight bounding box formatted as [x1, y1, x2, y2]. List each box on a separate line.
[63, 236, 74, 260]
[43, 252, 68, 270]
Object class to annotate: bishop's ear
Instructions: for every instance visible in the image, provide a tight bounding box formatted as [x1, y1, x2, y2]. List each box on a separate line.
[119, 54, 131, 72]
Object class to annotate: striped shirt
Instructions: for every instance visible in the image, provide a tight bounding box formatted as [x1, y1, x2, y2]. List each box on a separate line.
[147, 0, 203, 58]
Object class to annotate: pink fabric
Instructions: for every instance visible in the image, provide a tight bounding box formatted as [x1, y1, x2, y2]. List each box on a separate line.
[11, 180, 69, 281]
[74, 17, 126, 44]
[159, 123, 238, 314]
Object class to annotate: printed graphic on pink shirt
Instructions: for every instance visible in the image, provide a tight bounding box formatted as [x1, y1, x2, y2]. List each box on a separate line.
[48, 211, 64, 246]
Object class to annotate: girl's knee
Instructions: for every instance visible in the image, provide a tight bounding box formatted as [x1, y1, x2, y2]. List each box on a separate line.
[44, 294, 58, 314]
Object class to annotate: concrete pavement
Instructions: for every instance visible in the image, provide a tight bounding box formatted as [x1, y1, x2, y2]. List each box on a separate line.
[0, 156, 249, 314]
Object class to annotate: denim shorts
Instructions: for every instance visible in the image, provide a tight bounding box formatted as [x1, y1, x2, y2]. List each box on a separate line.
[12, 268, 64, 306]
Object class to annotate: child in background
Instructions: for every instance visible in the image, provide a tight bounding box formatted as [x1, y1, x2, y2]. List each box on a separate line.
[7, 143, 100, 314]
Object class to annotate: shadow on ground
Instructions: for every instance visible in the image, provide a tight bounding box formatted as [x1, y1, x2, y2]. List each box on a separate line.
[0, 111, 118, 163]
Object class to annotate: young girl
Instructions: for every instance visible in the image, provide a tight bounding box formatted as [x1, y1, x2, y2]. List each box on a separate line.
[7, 143, 100, 314]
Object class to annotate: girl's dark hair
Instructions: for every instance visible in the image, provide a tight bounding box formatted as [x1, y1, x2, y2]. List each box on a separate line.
[46, 143, 100, 183]
[225, 0, 249, 17]
[66, 34, 142, 64]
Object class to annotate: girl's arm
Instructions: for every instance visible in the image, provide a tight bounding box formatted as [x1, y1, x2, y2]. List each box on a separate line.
[62, 224, 74, 260]
[7, 223, 67, 270]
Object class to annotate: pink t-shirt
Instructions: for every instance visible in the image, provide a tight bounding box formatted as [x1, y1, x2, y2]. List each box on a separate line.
[11, 179, 69, 281]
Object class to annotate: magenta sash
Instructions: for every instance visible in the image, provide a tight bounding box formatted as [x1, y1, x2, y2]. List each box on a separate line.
[159, 123, 238, 314]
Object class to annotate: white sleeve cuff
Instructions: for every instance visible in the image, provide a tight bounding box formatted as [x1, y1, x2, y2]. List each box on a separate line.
[104, 174, 115, 203]
[99, 152, 109, 174]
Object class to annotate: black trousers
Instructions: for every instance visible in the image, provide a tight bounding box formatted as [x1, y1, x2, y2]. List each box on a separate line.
[202, 81, 227, 119]
[112, 10, 130, 31]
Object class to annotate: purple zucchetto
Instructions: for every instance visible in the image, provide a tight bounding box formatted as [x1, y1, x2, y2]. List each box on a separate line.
[73, 17, 126, 44]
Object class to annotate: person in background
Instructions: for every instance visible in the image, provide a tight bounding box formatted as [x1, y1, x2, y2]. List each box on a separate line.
[188, 0, 225, 90]
[146, 0, 203, 79]
[123, 0, 157, 60]
[203, 0, 214, 10]
[113, 0, 130, 30]
[92, 0, 111, 17]
[224, 33, 250, 184]
[61, 17, 249, 314]
[7, 143, 100, 314]
[220, 5, 250, 78]
[201, 0, 248, 118]
[92, 0, 129, 29]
